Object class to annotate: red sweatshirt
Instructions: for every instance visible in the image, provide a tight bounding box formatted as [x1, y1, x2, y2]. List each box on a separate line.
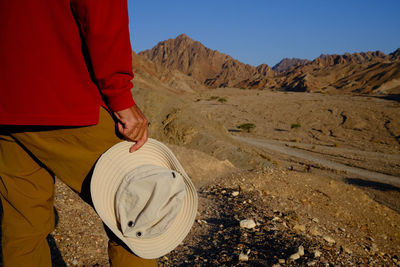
[0, 0, 135, 126]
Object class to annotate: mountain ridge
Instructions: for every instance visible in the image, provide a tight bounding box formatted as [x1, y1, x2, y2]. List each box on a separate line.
[137, 34, 400, 95]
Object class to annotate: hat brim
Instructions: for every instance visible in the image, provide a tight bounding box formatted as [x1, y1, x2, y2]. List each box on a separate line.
[91, 138, 198, 259]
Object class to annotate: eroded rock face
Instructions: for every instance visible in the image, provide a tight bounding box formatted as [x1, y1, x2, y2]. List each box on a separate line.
[272, 58, 311, 73]
[390, 48, 400, 60]
[139, 34, 275, 88]
[137, 34, 400, 95]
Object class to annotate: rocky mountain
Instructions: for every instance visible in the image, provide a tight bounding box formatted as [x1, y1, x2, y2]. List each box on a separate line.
[272, 58, 310, 72]
[138, 34, 275, 88]
[132, 51, 206, 93]
[280, 51, 400, 94]
[136, 34, 400, 95]
[390, 48, 400, 60]
[313, 51, 388, 66]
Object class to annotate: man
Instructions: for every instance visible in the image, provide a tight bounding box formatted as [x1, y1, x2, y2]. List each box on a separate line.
[0, 0, 156, 266]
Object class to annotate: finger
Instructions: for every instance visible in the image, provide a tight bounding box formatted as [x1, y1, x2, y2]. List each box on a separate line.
[129, 123, 148, 152]
[117, 121, 124, 133]
[126, 123, 142, 141]
[129, 130, 148, 152]
[118, 121, 137, 141]
[129, 123, 146, 144]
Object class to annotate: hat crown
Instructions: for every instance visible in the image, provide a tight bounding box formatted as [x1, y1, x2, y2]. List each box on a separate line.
[115, 164, 186, 239]
[91, 139, 198, 259]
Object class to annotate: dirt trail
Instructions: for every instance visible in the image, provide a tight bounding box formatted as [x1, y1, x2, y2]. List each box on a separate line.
[232, 135, 400, 187]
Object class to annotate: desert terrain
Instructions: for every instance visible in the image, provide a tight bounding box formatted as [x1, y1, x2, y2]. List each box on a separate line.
[12, 35, 400, 266]
[45, 85, 400, 266]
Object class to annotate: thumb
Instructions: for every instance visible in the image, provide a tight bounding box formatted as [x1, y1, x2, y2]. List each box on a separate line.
[117, 121, 125, 133]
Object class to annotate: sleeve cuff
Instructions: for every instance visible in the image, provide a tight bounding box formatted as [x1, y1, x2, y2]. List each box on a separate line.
[106, 89, 135, 112]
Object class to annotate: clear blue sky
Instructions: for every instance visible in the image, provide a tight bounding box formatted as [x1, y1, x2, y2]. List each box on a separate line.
[128, 0, 400, 67]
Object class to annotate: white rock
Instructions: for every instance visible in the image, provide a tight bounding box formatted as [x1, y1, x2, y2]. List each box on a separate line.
[196, 219, 207, 225]
[278, 259, 285, 264]
[312, 218, 320, 223]
[298, 245, 305, 256]
[323, 235, 335, 244]
[272, 264, 281, 267]
[240, 219, 256, 229]
[289, 252, 300, 261]
[221, 190, 226, 194]
[314, 250, 321, 258]
[293, 224, 306, 232]
[309, 228, 322, 236]
[239, 253, 249, 261]
[232, 191, 239, 197]
[307, 260, 317, 266]
[342, 246, 352, 254]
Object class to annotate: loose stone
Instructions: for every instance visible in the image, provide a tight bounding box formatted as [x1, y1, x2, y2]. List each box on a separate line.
[232, 191, 239, 197]
[312, 218, 320, 223]
[293, 224, 306, 232]
[298, 245, 305, 256]
[323, 235, 336, 244]
[240, 219, 256, 229]
[238, 253, 249, 261]
[342, 246, 352, 254]
[309, 228, 322, 236]
[289, 252, 300, 261]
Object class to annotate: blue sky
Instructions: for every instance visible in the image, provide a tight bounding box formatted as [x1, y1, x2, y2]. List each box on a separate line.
[128, 0, 400, 67]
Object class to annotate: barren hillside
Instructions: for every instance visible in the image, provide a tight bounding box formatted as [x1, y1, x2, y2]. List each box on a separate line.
[137, 34, 400, 95]
[138, 34, 274, 88]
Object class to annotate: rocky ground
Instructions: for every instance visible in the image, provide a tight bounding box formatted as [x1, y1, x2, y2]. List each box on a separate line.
[46, 89, 400, 266]
[1, 89, 399, 266]
[46, 159, 400, 266]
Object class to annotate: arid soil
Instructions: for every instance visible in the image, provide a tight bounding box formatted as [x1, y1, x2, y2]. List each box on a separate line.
[1, 86, 398, 266]
[35, 88, 400, 266]
[49, 154, 400, 266]
[192, 88, 400, 175]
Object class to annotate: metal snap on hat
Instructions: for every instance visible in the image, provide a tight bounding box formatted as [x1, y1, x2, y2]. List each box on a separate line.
[91, 138, 198, 259]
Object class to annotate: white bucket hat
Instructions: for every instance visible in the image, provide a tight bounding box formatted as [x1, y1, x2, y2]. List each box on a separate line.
[91, 138, 198, 259]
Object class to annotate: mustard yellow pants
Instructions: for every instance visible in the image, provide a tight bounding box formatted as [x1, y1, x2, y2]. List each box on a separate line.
[0, 108, 157, 267]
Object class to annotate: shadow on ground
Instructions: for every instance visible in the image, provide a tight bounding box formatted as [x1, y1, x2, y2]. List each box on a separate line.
[345, 178, 400, 192]
[159, 185, 324, 266]
[345, 177, 400, 213]
[375, 94, 400, 103]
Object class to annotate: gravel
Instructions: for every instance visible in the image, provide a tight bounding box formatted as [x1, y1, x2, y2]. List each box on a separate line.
[1, 170, 398, 267]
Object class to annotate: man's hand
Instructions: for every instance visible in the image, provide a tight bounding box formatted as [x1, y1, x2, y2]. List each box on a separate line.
[114, 105, 148, 152]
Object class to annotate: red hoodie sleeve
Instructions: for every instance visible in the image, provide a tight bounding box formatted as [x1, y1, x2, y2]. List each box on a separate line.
[70, 0, 135, 112]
